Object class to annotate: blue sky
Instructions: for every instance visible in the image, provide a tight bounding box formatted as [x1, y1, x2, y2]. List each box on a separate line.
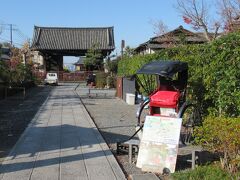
[0, 0, 209, 63]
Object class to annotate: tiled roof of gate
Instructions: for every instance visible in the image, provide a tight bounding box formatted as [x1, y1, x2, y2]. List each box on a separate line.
[31, 26, 115, 50]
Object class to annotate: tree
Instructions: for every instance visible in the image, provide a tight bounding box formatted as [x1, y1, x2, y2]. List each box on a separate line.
[218, 0, 240, 31]
[105, 57, 119, 74]
[84, 44, 103, 70]
[0, 62, 9, 83]
[21, 41, 32, 64]
[10, 46, 22, 63]
[149, 19, 169, 36]
[124, 46, 135, 57]
[4, 43, 34, 86]
[176, 0, 221, 41]
[150, 20, 187, 46]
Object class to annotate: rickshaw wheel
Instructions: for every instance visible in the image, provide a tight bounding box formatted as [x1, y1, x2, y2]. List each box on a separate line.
[180, 104, 202, 145]
[137, 100, 150, 126]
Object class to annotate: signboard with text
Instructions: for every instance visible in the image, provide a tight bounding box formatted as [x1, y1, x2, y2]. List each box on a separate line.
[136, 116, 182, 173]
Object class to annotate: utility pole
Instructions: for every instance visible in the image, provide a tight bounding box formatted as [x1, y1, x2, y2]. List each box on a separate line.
[121, 40, 125, 60]
[0, 23, 16, 46]
[10, 24, 13, 45]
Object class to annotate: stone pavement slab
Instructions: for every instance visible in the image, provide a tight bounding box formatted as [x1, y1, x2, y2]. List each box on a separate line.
[129, 173, 160, 180]
[0, 84, 126, 180]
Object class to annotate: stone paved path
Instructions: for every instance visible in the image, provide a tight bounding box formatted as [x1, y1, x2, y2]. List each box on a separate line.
[0, 84, 126, 180]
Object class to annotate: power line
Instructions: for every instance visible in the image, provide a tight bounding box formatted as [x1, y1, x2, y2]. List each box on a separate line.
[14, 32, 26, 43]
[16, 29, 29, 40]
[0, 36, 27, 47]
[0, 24, 16, 45]
[1, 27, 17, 31]
[0, 37, 10, 42]
[0, 23, 30, 43]
[0, 37, 25, 47]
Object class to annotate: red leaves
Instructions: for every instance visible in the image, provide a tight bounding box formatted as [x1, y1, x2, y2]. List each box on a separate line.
[183, 16, 192, 24]
[9, 60, 20, 69]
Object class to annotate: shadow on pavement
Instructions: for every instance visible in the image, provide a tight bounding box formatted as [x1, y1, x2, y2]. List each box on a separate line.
[0, 86, 53, 163]
[0, 123, 131, 174]
[0, 84, 129, 175]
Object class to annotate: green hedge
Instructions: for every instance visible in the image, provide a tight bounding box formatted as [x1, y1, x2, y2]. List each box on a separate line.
[118, 32, 240, 117]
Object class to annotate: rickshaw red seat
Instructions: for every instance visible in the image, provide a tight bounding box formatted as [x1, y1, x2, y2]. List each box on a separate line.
[149, 91, 180, 108]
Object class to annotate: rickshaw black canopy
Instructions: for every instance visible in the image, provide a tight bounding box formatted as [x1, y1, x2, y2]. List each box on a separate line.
[136, 60, 188, 79]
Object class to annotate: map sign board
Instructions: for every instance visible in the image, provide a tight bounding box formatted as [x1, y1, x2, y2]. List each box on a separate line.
[136, 116, 182, 173]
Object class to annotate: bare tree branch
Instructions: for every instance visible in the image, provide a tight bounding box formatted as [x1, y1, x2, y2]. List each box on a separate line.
[149, 19, 169, 36]
[218, 0, 240, 31]
[176, 0, 218, 41]
[149, 19, 179, 46]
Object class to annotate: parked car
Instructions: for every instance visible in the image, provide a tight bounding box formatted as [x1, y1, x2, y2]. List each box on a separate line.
[44, 72, 58, 85]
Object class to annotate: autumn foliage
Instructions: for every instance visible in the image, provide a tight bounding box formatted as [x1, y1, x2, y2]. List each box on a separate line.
[194, 117, 240, 173]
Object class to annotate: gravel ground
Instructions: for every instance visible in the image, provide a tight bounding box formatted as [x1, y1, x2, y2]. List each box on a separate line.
[0, 85, 52, 163]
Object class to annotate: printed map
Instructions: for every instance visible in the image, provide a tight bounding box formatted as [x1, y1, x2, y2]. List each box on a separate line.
[136, 116, 182, 173]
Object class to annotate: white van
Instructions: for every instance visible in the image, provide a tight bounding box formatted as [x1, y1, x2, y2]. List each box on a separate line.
[44, 73, 58, 85]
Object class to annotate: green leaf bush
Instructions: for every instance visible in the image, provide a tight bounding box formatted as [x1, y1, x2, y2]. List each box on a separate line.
[0, 61, 35, 87]
[194, 117, 240, 173]
[106, 75, 116, 88]
[171, 165, 238, 180]
[118, 32, 240, 117]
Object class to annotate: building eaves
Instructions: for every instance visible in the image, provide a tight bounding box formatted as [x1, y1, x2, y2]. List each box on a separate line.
[31, 26, 115, 51]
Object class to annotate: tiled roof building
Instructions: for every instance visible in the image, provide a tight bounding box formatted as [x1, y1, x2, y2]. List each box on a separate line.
[0, 47, 11, 61]
[135, 26, 208, 55]
[31, 26, 115, 56]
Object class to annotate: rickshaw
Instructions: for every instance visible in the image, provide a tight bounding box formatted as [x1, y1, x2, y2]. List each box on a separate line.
[134, 60, 202, 145]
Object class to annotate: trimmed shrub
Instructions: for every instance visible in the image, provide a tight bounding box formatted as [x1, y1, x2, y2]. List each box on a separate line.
[194, 117, 240, 173]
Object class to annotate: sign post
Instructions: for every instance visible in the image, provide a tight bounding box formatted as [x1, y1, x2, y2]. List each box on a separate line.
[136, 116, 182, 173]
